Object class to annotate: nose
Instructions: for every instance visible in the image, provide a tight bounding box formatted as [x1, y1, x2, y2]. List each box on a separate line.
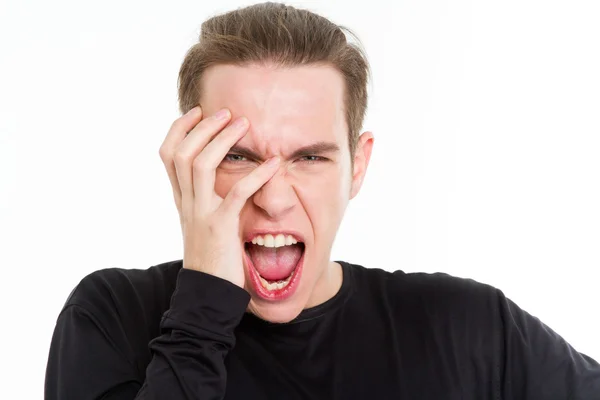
[252, 169, 296, 219]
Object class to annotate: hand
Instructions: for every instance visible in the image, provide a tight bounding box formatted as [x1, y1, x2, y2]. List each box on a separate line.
[158, 106, 280, 288]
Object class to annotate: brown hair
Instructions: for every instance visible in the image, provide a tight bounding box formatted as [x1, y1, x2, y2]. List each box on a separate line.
[178, 2, 370, 158]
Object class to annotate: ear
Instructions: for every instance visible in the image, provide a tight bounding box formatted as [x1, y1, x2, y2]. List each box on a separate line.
[350, 131, 374, 199]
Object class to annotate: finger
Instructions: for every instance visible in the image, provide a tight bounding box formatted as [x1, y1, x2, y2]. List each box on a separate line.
[174, 109, 233, 219]
[192, 116, 250, 209]
[158, 106, 203, 212]
[219, 157, 281, 216]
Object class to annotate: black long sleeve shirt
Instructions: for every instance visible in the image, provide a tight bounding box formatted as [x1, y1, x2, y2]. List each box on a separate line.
[45, 260, 600, 399]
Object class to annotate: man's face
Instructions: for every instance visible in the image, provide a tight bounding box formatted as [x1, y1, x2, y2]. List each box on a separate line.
[200, 63, 373, 323]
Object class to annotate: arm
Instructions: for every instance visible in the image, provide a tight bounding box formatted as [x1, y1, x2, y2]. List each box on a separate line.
[45, 305, 141, 399]
[137, 269, 249, 399]
[46, 105, 278, 399]
[497, 290, 600, 399]
[45, 268, 250, 400]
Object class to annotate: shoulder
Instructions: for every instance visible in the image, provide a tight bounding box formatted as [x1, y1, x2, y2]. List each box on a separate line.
[348, 261, 498, 297]
[347, 262, 505, 363]
[63, 259, 183, 318]
[49, 260, 184, 381]
[346, 262, 501, 320]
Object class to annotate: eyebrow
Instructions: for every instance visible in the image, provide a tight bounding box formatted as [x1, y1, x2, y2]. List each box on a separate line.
[228, 141, 340, 161]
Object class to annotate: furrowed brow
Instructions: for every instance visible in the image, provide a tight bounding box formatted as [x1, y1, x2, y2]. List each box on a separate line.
[228, 141, 340, 161]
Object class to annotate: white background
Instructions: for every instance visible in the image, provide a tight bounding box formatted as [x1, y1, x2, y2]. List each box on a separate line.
[1, 0, 599, 398]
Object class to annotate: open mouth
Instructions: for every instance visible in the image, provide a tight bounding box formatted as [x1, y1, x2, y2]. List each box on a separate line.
[243, 233, 305, 299]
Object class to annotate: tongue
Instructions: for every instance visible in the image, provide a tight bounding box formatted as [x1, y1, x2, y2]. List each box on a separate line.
[247, 243, 303, 281]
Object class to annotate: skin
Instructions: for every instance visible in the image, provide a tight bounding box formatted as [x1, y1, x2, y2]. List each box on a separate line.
[160, 62, 374, 323]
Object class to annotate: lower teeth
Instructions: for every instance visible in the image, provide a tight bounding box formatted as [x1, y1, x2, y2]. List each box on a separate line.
[258, 270, 294, 291]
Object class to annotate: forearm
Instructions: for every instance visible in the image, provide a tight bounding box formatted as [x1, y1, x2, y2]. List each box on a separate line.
[45, 268, 250, 400]
[135, 268, 250, 399]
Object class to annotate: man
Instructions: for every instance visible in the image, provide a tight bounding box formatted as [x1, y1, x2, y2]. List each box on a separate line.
[45, 2, 600, 399]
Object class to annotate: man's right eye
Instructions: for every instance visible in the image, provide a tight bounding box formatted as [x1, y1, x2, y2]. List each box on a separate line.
[223, 154, 248, 162]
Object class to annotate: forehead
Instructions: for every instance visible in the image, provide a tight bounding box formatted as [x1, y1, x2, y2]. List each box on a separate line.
[199, 63, 348, 151]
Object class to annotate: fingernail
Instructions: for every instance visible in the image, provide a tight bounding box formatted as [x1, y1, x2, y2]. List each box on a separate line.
[187, 106, 201, 116]
[266, 157, 280, 166]
[215, 108, 230, 120]
[233, 117, 248, 128]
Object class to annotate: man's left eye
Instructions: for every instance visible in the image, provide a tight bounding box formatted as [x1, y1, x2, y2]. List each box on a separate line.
[300, 155, 325, 163]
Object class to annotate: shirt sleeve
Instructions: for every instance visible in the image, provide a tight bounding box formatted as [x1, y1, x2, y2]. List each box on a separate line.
[45, 268, 251, 400]
[496, 289, 600, 399]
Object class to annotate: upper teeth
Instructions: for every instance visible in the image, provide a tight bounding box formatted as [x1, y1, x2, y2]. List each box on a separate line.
[251, 234, 298, 248]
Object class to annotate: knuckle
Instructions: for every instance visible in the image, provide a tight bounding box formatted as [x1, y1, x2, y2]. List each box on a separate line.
[158, 146, 170, 162]
[169, 118, 185, 133]
[229, 184, 247, 201]
[206, 215, 224, 232]
[206, 215, 217, 227]
[192, 156, 209, 173]
[174, 150, 192, 166]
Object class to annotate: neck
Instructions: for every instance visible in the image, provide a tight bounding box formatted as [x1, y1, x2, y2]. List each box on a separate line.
[305, 261, 343, 309]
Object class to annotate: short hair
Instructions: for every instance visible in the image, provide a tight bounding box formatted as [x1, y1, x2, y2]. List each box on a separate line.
[178, 2, 370, 157]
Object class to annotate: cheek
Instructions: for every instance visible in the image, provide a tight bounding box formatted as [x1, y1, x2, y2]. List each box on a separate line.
[288, 165, 349, 232]
[287, 164, 341, 193]
[214, 170, 244, 198]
